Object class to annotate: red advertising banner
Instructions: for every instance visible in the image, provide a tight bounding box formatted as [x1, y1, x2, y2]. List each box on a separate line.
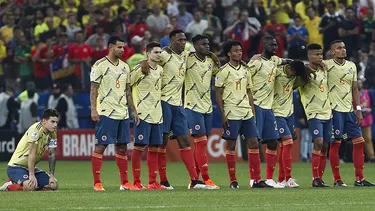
[55, 129, 301, 162]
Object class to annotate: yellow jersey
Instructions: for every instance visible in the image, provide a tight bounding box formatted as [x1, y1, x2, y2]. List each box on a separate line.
[273, 65, 296, 117]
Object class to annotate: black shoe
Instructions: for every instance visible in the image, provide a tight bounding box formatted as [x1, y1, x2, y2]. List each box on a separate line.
[321, 179, 330, 187]
[354, 180, 375, 187]
[160, 181, 174, 190]
[189, 180, 210, 189]
[230, 181, 240, 189]
[252, 180, 273, 188]
[334, 180, 347, 187]
[312, 178, 329, 188]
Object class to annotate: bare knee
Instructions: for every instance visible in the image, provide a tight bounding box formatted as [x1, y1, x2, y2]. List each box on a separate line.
[321, 142, 329, 155]
[247, 138, 259, 149]
[23, 180, 37, 191]
[266, 139, 278, 150]
[313, 138, 323, 150]
[177, 135, 190, 149]
[226, 140, 236, 151]
[95, 145, 107, 154]
[115, 144, 127, 154]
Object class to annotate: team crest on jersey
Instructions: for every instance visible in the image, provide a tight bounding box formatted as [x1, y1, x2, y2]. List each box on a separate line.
[138, 135, 144, 140]
[101, 135, 107, 141]
[23, 175, 28, 179]
[215, 76, 219, 82]
[279, 128, 285, 133]
[208, 64, 212, 71]
[226, 130, 230, 135]
[122, 67, 127, 74]
[31, 132, 38, 139]
[195, 125, 201, 131]
[335, 129, 340, 135]
[313, 129, 319, 135]
[348, 67, 353, 74]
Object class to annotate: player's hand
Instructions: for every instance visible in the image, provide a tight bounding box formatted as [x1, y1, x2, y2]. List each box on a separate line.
[222, 116, 229, 130]
[27, 174, 38, 190]
[141, 60, 151, 76]
[132, 112, 140, 126]
[91, 110, 100, 122]
[49, 176, 57, 190]
[356, 110, 363, 126]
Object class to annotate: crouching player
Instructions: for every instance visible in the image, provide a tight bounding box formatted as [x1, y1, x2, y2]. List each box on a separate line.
[0, 109, 60, 191]
[130, 42, 167, 190]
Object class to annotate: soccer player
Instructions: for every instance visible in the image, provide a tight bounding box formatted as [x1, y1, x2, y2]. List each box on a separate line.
[185, 34, 220, 189]
[130, 42, 166, 190]
[0, 109, 59, 191]
[216, 40, 270, 189]
[325, 40, 375, 187]
[247, 35, 291, 188]
[299, 44, 332, 187]
[273, 61, 307, 188]
[90, 36, 140, 191]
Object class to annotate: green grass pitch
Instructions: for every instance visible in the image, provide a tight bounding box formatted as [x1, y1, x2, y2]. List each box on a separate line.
[0, 161, 375, 211]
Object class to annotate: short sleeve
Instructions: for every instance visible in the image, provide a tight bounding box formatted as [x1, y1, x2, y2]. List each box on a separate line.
[90, 62, 103, 83]
[129, 65, 144, 86]
[215, 67, 228, 88]
[27, 129, 40, 143]
[248, 60, 261, 76]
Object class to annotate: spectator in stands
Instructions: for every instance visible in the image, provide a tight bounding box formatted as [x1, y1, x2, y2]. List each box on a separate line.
[202, 3, 222, 31]
[167, 0, 179, 16]
[337, 0, 347, 16]
[48, 83, 61, 109]
[0, 86, 18, 130]
[81, 3, 95, 26]
[160, 24, 173, 47]
[270, 0, 293, 27]
[361, 7, 375, 49]
[31, 39, 54, 91]
[126, 36, 146, 70]
[358, 50, 369, 81]
[186, 10, 208, 37]
[91, 37, 108, 63]
[170, 16, 179, 29]
[176, 3, 193, 31]
[286, 15, 308, 60]
[34, 17, 53, 41]
[305, 7, 323, 47]
[17, 81, 39, 103]
[85, 24, 110, 48]
[66, 13, 82, 42]
[45, 6, 61, 29]
[111, 7, 129, 40]
[248, 0, 267, 27]
[358, 79, 375, 162]
[128, 14, 148, 42]
[338, 7, 359, 59]
[55, 84, 79, 129]
[0, 35, 6, 92]
[0, 13, 15, 44]
[146, 4, 170, 40]
[15, 35, 32, 90]
[93, 9, 110, 33]
[128, 0, 148, 24]
[262, 13, 287, 43]
[362, 47, 375, 89]
[319, 1, 343, 53]
[295, 0, 310, 22]
[3, 45, 17, 91]
[18, 87, 37, 134]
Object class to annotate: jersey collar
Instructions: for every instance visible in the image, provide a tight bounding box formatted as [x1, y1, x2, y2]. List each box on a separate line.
[333, 59, 346, 66]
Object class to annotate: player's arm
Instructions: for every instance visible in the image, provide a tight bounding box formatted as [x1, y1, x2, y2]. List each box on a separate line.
[90, 82, 100, 121]
[126, 83, 140, 125]
[352, 80, 363, 126]
[246, 69, 256, 121]
[130, 65, 145, 86]
[48, 136, 58, 190]
[215, 69, 228, 129]
[26, 130, 39, 190]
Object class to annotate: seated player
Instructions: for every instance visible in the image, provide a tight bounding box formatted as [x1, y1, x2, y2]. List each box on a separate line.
[130, 42, 167, 190]
[0, 109, 59, 191]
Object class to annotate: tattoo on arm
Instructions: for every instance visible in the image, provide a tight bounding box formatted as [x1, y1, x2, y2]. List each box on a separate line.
[126, 84, 137, 113]
[48, 148, 56, 175]
[90, 82, 99, 111]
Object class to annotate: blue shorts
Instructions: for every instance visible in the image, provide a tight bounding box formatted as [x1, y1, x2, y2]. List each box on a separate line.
[308, 118, 333, 142]
[276, 115, 296, 140]
[332, 110, 362, 140]
[185, 109, 213, 136]
[222, 118, 258, 140]
[254, 105, 279, 141]
[162, 101, 188, 137]
[95, 115, 130, 145]
[134, 120, 163, 146]
[7, 166, 50, 189]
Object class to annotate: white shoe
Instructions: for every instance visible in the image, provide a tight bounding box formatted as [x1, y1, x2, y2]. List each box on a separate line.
[249, 179, 254, 188]
[286, 178, 300, 188]
[188, 180, 213, 189]
[0, 181, 12, 191]
[281, 180, 287, 187]
[266, 179, 285, 188]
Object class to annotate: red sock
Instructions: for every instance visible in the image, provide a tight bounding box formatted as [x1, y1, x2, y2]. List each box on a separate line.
[329, 140, 342, 182]
[7, 184, 23, 191]
[283, 139, 293, 181]
[194, 153, 200, 178]
[352, 137, 365, 181]
[91, 151, 103, 184]
[248, 148, 261, 182]
[179, 147, 199, 180]
[278, 144, 285, 182]
[158, 146, 168, 182]
[319, 155, 327, 179]
[131, 146, 144, 184]
[147, 146, 159, 184]
[194, 136, 210, 181]
[116, 153, 129, 184]
[266, 148, 277, 180]
[312, 148, 321, 179]
[226, 150, 237, 182]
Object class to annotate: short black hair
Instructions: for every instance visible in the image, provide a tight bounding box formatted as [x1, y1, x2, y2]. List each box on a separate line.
[108, 36, 124, 47]
[330, 40, 344, 47]
[169, 29, 184, 39]
[307, 43, 322, 51]
[290, 60, 306, 73]
[42, 108, 60, 120]
[146, 41, 161, 52]
[326, 1, 336, 7]
[262, 35, 275, 44]
[192, 34, 209, 44]
[118, 6, 127, 14]
[223, 40, 243, 57]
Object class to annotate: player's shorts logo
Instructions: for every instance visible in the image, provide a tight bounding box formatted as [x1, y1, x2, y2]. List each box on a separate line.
[195, 125, 201, 130]
[226, 130, 230, 135]
[313, 129, 319, 135]
[279, 128, 285, 133]
[138, 135, 144, 140]
[335, 129, 340, 135]
[101, 135, 107, 141]
[23, 175, 28, 179]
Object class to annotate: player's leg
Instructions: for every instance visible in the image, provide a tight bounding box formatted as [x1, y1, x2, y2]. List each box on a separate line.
[132, 119, 150, 190]
[92, 115, 112, 191]
[147, 123, 167, 190]
[346, 112, 375, 186]
[35, 168, 57, 191]
[243, 118, 271, 188]
[321, 119, 333, 185]
[159, 101, 172, 188]
[309, 119, 328, 187]
[4, 166, 31, 191]
[117, 119, 139, 191]
[330, 111, 345, 186]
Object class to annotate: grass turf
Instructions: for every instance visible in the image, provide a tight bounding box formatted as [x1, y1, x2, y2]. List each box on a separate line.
[0, 161, 374, 211]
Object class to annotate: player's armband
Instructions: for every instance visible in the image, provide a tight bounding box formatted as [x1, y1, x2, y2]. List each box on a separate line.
[49, 139, 57, 148]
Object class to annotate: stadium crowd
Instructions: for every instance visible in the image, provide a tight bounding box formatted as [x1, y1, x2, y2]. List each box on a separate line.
[1, 0, 375, 163]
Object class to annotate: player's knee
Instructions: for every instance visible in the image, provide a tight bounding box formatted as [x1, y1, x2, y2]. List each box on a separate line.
[247, 138, 259, 149]
[95, 145, 107, 154]
[115, 144, 127, 154]
[162, 134, 169, 146]
[225, 140, 236, 151]
[177, 136, 190, 148]
[266, 140, 278, 150]
[313, 138, 323, 149]
[321, 142, 329, 155]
